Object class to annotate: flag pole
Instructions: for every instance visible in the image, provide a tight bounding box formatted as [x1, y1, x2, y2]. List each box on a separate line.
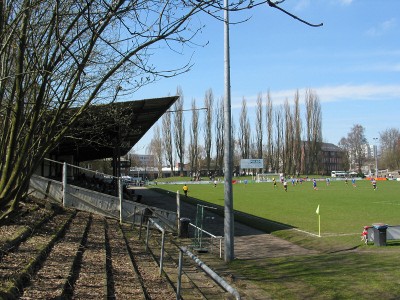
[318, 214, 321, 237]
[316, 204, 321, 237]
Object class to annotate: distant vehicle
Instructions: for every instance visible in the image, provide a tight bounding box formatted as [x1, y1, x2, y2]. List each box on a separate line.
[122, 176, 143, 186]
[331, 171, 348, 178]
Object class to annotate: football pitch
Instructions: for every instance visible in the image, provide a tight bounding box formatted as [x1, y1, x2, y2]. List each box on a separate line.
[154, 178, 400, 298]
[155, 178, 400, 238]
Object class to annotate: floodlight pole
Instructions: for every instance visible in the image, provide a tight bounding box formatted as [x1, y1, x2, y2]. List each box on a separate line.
[223, 0, 234, 263]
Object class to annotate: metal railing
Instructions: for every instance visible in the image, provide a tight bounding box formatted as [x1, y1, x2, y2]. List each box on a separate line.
[189, 223, 223, 258]
[145, 218, 166, 276]
[32, 159, 177, 230]
[177, 246, 240, 300]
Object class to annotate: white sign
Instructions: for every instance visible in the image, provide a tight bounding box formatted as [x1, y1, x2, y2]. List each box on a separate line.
[240, 159, 263, 169]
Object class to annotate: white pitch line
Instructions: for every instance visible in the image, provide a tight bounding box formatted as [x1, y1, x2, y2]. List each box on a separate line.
[372, 201, 400, 206]
[292, 228, 320, 237]
[322, 233, 360, 237]
[291, 228, 359, 238]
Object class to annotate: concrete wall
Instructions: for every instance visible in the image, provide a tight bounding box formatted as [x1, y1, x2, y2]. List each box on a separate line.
[29, 175, 177, 230]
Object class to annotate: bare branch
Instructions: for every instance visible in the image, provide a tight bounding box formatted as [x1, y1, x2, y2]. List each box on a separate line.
[267, 0, 323, 27]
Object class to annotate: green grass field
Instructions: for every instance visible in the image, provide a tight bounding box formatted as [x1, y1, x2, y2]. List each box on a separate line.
[152, 178, 400, 299]
[155, 178, 400, 237]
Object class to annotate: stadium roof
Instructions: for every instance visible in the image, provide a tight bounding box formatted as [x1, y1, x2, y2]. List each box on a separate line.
[50, 96, 178, 162]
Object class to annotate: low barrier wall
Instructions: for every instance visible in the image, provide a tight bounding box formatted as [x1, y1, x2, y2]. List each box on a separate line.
[29, 175, 177, 230]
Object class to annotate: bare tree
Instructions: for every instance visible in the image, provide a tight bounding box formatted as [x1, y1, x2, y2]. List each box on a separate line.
[293, 91, 302, 176]
[0, 0, 322, 220]
[379, 128, 400, 170]
[255, 93, 263, 172]
[189, 98, 200, 177]
[304, 89, 322, 174]
[338, 137, 351, 171]
[214, 97, 225, 175]
[232, 122, 241, 174]
[238, 98, 251, 160]
[274, 106, 284, 173]
[203, 89, 214, 174]
[149, 125, 163, 178]
[265, 92, 274, 172]
[162, 112, 174, 176]
[283, 99, 293, 175]
[340, 124, 367, 173]
[173, 87, 185, 176]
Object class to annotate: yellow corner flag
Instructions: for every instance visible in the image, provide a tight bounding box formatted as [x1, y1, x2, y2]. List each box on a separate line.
[316, 205, 320, 215]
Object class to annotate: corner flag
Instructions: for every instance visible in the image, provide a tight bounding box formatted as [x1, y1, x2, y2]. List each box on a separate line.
[316, 205, 321, 237]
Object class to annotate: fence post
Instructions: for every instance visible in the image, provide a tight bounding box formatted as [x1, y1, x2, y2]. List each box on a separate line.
[176, 190, 180, 235]
[62, 162, 67, 207]
[139, 209, 145, 239]
[177, 249, 183, 300]
[159, 228, 165, 276]
[118, 177, 123, 224]
[132, 207, 137, 226]
[145, 219, 151, 252]
[220, 238, 223, 259]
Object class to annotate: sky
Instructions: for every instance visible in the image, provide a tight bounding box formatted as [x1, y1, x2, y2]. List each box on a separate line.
[124, 0, 400, 154]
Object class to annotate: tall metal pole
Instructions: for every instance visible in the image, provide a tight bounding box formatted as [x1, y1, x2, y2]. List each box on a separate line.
[224, 0, 234, 262]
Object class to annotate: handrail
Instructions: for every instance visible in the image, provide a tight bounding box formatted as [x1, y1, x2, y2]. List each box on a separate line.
[189, 223, 221, 239]
[189, 223, 223, 258]
[150, 209, 176, 232]
[177, 246, 240, 300]
[146, 218, 166, 276]
[44, 158, 118, 178]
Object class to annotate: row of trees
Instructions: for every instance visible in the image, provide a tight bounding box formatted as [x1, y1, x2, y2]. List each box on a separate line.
[379, 128, 400, 170]
[339, 125, 400, 173]
[147, 87, 323, 178]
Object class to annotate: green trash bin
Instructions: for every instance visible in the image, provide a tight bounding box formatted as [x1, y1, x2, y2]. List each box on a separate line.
[372, 223, 388, 246]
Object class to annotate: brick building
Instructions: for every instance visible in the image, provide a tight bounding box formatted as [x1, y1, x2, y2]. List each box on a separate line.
[301, 142, 346, 175]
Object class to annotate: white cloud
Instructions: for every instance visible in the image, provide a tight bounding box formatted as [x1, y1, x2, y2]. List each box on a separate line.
[293, 0, 311, 11]
[314, 84, 400, 102]
[294, 0, 353, 11]
[366, 18, 397, 37]
[235, 84, 400, 108]
[358, 63, 400, 73]
[336, 0, 353, 5]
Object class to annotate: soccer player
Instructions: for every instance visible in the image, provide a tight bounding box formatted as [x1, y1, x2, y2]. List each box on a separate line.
[183, 184, 188, 197]
[273, 178, 277, 189]
[372, 179, 377, 190]
[352, 178, 356, 187]
[283, 180, 288, 192]
[313, 179, 318, 190]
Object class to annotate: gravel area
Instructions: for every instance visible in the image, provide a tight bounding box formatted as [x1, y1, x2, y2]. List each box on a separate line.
[106, 218, 145, 299]
[20, 211, 90, 299]
[0, 212, 72, 285]
[72, 214, 107, 299]
[122, 225, 176, 300]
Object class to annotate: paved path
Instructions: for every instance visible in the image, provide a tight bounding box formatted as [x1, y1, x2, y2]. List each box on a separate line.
[132, 187, 316, 259]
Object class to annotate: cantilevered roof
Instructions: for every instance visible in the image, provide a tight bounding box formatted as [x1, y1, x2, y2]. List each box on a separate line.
[50, 96, 178, 162]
